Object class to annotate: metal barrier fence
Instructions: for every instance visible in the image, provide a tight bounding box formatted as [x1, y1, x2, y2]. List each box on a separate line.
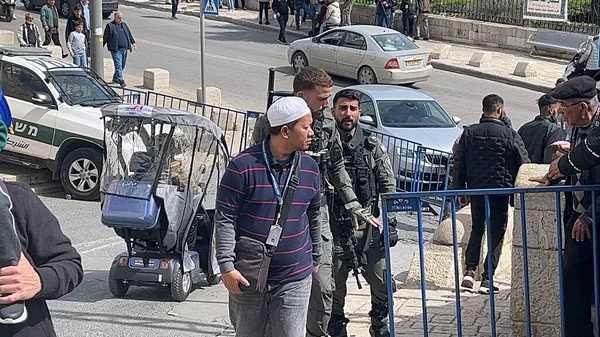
[380, 184, 600, 336]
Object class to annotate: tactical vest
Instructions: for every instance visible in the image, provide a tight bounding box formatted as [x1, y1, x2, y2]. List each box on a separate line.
[334, 129, 378, 209]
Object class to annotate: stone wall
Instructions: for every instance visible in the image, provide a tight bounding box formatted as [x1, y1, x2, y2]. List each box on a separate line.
[510, 164, 562, 337]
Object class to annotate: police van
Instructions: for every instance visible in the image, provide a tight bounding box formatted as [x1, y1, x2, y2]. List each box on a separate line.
[0, 47, 122, 200]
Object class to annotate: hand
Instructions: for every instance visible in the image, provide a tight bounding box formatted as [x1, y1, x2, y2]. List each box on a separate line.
[222, 269, 250, 295]
[547, 158, 564, 180]
[351, 206, 381, 227]
[132, 43, 138, 50]
[380, 217, 399, 248]
[276, 12, 280, 17]
[43, 25, 48, 31]
[572, 218, 591, 242]
[312, 264, 319, 276]
[0, 253, 42, 304]
[529, 176, 550, 186]
[69, 53, 74, 57]
[458, 196, 470, 207]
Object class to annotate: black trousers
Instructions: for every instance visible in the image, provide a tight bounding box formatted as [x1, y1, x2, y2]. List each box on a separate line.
[43, 28, 62, 51]
[563, 210, 599, 337]
[172, 0, 179, 17]
[402, 12, 414, 37]
[234, 0, 245, 8]
[465, 195, 509, 279]
[277, 14, 288, 43]
[259, 2, 269, 22]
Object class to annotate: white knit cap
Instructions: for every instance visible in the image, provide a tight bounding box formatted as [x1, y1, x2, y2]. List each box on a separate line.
[267, 97, 311, 127]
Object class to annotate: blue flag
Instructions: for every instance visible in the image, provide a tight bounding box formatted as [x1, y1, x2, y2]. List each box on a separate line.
[0, 88, 12, 130]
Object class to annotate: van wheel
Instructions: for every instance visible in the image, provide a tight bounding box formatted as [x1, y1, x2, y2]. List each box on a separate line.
[103, 12, 112, 19]
[171, 268, 192, 302]
[59, 0, 71, 17]
[60, 148, 102, 201]
[108, 278, 129, 297]
[23, 0, 35, 10]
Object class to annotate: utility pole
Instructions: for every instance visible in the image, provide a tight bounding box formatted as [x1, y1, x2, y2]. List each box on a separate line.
[90, 0, 104, 78]
[200, 1, 207, 116]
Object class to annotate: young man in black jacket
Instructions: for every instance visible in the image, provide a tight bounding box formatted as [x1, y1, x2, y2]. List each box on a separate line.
[453, 94, 530, 294]
[0, 115, 83, 337]
[518, 93, 564, 164]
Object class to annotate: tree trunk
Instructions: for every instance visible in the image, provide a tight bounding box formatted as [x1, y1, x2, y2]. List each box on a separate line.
[341, 0, 355, 26]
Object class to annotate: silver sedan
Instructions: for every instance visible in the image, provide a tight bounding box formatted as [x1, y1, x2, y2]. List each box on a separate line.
[287, 25, 433, 85]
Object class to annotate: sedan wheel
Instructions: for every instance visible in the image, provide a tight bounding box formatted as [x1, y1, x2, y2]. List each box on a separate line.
[292, 52, 308, 73]
[358, 67, 377, 85]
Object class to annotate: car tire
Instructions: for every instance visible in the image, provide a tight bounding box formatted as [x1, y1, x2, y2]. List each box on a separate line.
[23, 0, 35, 10]
[60, 147, 102, 201]
[108, 277, 129, 297]
[171, 268, 192, 302]
[59, 0, 71, 17]
[103, 12, 112, 19]
[292, 51, 308, 73]
[358, 66, 377, 85]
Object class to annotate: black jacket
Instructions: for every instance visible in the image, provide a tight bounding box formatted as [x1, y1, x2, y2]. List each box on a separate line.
[102, 21, 135, 52]
[272, 0, 289, 15]
[518, 115, 564, 164]
[0, 182, 83, 337]
[453, 117, 530, 190]
[65, 14, 88, 42]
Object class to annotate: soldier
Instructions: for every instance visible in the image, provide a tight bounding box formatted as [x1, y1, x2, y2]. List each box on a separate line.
[252, 67, 380, 337]
[327, 89, 398, 337]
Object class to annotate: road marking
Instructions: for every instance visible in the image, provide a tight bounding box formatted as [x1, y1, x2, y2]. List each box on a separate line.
[76, 238, 123, 254]
[73, 237, 119, 250]
[135, 38, 277, 69]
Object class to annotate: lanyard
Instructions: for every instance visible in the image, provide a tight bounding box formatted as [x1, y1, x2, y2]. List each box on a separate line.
[262, 140, 298, 208]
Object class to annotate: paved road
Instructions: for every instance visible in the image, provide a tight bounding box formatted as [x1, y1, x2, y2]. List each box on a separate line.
[1, 5, 544, 336]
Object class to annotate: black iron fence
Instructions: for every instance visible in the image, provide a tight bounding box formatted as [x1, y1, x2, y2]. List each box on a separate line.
[354, 0, 600, 34]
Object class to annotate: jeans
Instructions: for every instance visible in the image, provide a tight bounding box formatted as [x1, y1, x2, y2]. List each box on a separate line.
[464, 195, 509, 279]
[277, 14, 288, 42]
[171, 0, 179, 16]
[376, 9, 392, 28]
[229, 276, 312, 337]
[72, 52, 87, 67]
[306, 204, 334, 337]
[294, 0, 309, 28]
[259, 2, 269, 22]
[309, 3, 320, 19]
[111, 48, 128, 83]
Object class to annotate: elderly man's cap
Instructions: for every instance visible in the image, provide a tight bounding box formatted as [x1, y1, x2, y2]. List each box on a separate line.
[537, 94, 557, 108]
[551, 76, 597, 100]
[267, 97, 311, 127]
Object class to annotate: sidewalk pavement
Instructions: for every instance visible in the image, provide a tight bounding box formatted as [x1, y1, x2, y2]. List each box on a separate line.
[121, 0, 567, 93]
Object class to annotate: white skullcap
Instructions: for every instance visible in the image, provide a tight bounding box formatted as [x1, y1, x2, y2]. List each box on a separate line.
[267, 97, 311, 127]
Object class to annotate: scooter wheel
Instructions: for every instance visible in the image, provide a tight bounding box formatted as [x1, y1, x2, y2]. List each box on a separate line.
[108, 277, 129, 297]
[171, 268, 192, 302]
[206, 274, 221, 286]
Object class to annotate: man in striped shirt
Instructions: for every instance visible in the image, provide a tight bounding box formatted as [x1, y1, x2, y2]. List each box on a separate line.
[215, 97, 323, 337]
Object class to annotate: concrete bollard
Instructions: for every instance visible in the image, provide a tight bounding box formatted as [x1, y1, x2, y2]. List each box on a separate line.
[143, 68, 170, 91]
[0, 30, 14, 46]
[44, 45, 62, 59]
[196, 87, 222, 106]
[432, 218, 465, 245]
[513, 61, 537, 77]
[468, 51, 493, 68]
[431, 44, 452, 60]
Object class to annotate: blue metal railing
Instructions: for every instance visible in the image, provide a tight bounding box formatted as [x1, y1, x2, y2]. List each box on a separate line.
[381, 184, 600, 337]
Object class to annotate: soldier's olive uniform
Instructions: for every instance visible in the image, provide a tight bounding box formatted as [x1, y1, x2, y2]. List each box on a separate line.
[328, 125, 397, 337]
[252, 110, 360, 337]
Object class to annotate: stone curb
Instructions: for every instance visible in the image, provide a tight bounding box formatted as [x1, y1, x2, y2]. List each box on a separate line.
[121, 0, 555, 93]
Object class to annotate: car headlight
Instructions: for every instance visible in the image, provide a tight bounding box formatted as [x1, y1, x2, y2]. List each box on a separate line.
[396, 147, 415, 157]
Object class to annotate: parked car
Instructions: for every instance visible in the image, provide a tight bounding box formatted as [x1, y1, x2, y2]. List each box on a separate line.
[22, 0, 118, 19]
[0, 46, 122, 200]
[343, 84, 462, 191]
[287, 25, 433, 85]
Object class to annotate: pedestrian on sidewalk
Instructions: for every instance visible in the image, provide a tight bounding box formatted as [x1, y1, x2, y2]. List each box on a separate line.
[215, 97, 322, 337]
[327, 89, 399, 337]
[17, 13, 42, 47]
[68, 21, 87, 67]
[103, 11, 137, 88]
[400, 0, 416, 37]
[517, 93, 564, 164]
[578, 36, 600, 81]
[272, 0, 290, 44]
[375, 0, 392, 28]
[454, 94, 530, 295]
[258, 0, 270, 24]
[66, 5, 88, 47]
[40, 0, 68, 58]
[171, 0, 179, 19]
[414, 0, 429, 40]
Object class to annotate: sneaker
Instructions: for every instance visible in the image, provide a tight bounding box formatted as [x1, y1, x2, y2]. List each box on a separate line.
[277, 38, 286, 45]
[265, 20, 270, 25]
[259, 20, 262, 24]
[478, 278, 499, 294]
[0, 300, 27, 325]
[460, 270, 475, 290]
[119, 81, 126, 88]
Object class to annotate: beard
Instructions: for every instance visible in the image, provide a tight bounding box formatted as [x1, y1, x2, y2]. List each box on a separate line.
[336, 117, 355, 132]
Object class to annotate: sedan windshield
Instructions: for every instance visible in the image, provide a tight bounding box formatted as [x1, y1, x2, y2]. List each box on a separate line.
[377, 100, 455, 128]
[49, 69, 121, 107]
[371, 33, 418, 52]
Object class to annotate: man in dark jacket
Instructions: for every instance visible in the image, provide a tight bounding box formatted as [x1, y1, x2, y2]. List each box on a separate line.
[65, 4, 88, 44]
[453, 93, 530, 294]
[518, 94, 564, 164]
[103, 11, 137, 88]
[532, 75, 600, 336]
[0, 119, 83, 336]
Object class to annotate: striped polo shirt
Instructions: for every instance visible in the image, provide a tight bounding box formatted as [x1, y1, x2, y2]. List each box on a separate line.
[216, 139, 321, 284]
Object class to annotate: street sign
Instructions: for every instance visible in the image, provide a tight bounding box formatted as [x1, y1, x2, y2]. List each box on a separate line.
[387, 197, 432, 213]
[203, 0, 219, 15]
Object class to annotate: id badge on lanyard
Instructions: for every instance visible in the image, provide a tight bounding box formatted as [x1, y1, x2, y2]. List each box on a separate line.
[262, 141, 297, 247]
